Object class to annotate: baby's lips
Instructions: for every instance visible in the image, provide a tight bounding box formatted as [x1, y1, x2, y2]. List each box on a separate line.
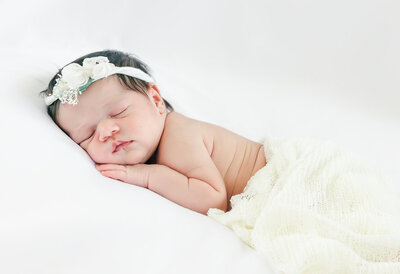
[113, 140, 134, 153]
[111, 142, 118, 153]
[112, 140, 124, 153]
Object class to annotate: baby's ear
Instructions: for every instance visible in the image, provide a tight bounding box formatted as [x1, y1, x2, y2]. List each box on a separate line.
[148, 85, 166, 114]
[151, 84, 161, 96]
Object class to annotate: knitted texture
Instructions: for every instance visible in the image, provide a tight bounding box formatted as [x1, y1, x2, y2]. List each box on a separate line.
[208, 137, 400, 273]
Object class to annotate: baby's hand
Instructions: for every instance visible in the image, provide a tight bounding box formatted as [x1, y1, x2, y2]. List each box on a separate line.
[95, 164, 150, 188]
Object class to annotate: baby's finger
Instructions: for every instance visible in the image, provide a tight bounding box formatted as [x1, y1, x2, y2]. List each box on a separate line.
[96, 164, 126, 172]
[100, 170, 128, 182]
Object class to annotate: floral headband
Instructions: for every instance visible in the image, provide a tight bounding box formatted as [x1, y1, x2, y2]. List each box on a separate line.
[44, 56, 154, 106]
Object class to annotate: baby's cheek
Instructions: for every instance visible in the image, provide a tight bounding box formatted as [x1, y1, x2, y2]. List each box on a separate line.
[82, 144, 103, 163]
[88, 148, 109, 164]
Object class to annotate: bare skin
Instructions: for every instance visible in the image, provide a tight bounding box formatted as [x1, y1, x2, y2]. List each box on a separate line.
[57, 75, 266, 214]
[161, 111, 266, 211]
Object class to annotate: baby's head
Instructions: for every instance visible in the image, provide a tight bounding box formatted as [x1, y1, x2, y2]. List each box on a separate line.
[41, 49, 173, 165]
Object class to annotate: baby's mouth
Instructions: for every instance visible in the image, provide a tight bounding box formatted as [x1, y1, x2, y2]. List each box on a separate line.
[113, 140, 133, 153]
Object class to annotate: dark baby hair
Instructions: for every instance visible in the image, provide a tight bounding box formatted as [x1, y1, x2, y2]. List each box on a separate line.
[40, 49, 174, 125]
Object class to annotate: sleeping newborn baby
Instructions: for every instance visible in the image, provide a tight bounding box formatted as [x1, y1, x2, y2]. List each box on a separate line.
[42, 49, 400, 273]
[41, 49, 266, 215]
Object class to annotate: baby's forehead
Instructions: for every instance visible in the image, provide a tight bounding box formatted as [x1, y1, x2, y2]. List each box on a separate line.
[82, 76, 124, 100]
[57, 81, 121, 129]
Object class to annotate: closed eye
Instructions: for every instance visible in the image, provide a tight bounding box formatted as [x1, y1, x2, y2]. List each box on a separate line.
[111, 108, 127, 117]
[79, 107, 127, 145]
[79, 131, 94, 145]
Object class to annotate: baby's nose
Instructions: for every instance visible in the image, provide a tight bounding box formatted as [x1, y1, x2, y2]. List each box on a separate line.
[98, 120, 120, 142]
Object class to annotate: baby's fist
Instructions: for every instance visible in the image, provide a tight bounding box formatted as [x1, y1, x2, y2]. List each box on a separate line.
[95, 163, 150, 188]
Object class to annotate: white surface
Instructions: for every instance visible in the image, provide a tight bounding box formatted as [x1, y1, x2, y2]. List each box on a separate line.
[0, 51, 276, 274]
[1, 0, 399, 273]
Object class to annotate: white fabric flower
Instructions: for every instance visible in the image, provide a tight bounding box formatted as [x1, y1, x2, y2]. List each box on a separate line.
[45, 56, 155, 106]
[52, 77, 81, 105]
[91, 62, 116, 80]
[82, 56, 109, 70]
[52, 78, 68, 97]
[61, 63, 89, 89]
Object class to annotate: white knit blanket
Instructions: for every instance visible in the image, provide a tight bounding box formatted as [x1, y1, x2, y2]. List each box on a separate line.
[208, 137, 400, 273]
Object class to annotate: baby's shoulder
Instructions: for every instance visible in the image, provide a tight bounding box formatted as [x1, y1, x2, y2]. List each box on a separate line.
[156, 112, 214, 164]
[162, 111, 213, 140]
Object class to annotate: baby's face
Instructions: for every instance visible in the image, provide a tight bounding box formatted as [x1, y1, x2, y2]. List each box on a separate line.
[57, 75, 166, 164]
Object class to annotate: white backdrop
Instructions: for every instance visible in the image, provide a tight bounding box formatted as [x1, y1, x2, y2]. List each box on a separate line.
[2, 0, 399, 120]
[1, 1, 399, 273]
[2, 0, 398, 166]
[8, 0, 398, 179]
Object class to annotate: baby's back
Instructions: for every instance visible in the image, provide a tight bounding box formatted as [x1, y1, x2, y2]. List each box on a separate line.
[158, 112, 266, 210]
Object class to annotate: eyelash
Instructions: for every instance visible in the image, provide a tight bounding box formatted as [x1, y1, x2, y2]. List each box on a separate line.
[112, 108, 127, 117]
[81, 108, 127, 143]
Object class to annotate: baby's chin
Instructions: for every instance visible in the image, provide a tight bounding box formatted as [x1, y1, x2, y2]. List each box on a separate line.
[91, 151, 151, 165]
[92, 157, 140, 165]
[92, 159, 141, 165]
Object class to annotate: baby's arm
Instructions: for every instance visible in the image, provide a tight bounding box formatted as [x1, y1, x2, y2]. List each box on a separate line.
[147, 164, 226, 215]
[148, 133, 227, 214]
[96, 135, 227, 215]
